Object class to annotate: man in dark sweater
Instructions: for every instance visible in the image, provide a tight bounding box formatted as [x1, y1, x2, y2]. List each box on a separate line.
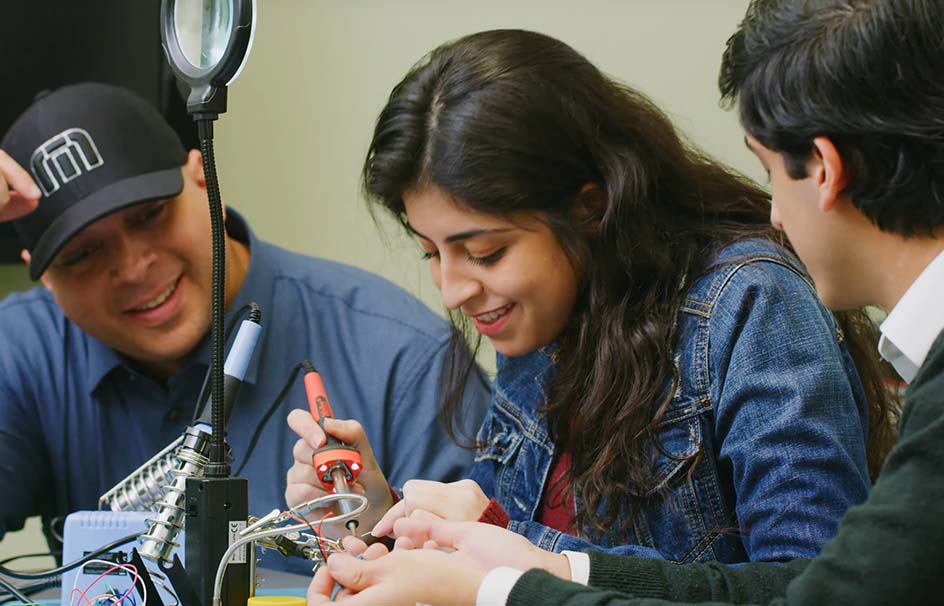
[303, 0, 944, 604]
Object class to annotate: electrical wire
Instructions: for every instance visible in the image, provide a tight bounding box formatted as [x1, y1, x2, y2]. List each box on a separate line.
[0, 576, 60, 605]
[0, 552, 59, 568]
[141, 567, 178, 606]
[287, 512, 326, 561]
[0, 575, 33, 605]
[315, 512, 333, 563]
[233, 361, 305, 476]
[48, 516, 65, 545]
[69, 560, 145, 606]
[212, 493, 368, 606]
[0, 532, 139, 580]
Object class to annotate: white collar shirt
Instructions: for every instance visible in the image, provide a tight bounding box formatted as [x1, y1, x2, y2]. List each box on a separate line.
[878, 249, 944, 383]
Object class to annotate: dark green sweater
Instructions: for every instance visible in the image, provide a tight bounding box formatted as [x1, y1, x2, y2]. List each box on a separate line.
[509, 331, 944, 606]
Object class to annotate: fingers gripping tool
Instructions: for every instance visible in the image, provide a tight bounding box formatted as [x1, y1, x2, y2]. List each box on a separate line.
[302, 361, 363, 533]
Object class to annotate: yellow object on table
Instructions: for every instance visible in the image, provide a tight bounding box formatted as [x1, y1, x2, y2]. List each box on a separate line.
[247, 597, 306, 606]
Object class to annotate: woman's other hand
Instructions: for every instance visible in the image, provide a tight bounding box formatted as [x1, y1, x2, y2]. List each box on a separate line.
[371, 479, 490, 537]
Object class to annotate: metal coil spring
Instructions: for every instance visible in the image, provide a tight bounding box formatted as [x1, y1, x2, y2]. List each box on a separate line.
[139, 428, 212, 563]
[109, 455, 176, 512]
[99, 437, 183, 512]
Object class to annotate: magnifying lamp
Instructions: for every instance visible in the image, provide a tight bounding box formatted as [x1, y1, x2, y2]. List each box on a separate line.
[159, 3, 257, 605]
[160, 0, 256, 481]
[162, 0, 256, 117]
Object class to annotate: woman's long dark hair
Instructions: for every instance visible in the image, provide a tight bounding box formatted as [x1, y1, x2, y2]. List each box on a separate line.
[363, 29, 898, 538]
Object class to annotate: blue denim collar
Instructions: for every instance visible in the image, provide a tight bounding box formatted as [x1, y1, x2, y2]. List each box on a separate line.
[493, 343, 561, 448]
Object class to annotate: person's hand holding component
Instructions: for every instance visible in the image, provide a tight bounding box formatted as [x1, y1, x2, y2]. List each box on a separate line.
[285, 410, 394, 531]
[307, 542, 486, 606]
[392, 517, 571, 579]
[370, 478, 490, 537]
[306, 536, 389, 604]
[0, 150, 40, 221]
[306, 519, 572, 605]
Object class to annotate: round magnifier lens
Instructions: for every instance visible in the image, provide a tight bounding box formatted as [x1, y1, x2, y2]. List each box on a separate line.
[173, 0, 233, 69]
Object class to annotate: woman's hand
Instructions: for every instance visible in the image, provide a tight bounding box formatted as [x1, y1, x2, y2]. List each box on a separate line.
[391, 518, 571, 579]
[306, 537, 389, 604]
[307, 547, 486, 606]
[371, 479, 490, 537]
[0, 150, 40, 222]
[285, 410, 394, 531]
[306, 520, 570, 605]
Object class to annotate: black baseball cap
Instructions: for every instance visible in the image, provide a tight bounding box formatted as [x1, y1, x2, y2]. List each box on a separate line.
[1, 82, 188, 280]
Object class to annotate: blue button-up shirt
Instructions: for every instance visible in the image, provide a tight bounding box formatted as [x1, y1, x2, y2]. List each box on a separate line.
[0, 211, 489, 571]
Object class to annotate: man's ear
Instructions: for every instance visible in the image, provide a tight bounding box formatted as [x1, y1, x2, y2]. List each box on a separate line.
[810, 136, 849, 213]
[185, 149, 207, 190]
[20, 249, 53, 291]
[186, 148, 228, 220]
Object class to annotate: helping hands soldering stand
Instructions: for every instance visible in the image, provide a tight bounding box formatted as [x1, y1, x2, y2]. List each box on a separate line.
[132, 494, 368, 606]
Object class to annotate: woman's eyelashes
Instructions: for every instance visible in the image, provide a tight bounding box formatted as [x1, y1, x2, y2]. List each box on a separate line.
[467, 247, 506, 266]
[419, 246, 508, 266]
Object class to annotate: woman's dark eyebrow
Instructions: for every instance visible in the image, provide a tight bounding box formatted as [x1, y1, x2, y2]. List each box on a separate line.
[444, 228, 511, 243]
[405, 222, 511, 243]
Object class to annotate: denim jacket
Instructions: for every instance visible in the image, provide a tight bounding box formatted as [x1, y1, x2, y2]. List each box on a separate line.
[468, 238, 871, 563]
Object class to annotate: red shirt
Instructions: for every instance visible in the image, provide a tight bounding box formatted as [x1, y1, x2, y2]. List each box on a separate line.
[476, 451, 577, 532]
[536, 450, 576, 533]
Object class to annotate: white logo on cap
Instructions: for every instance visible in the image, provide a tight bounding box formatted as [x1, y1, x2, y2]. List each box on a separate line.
[29, 128, 104, 196]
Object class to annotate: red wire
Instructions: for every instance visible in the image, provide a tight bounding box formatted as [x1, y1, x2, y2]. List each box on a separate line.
[316, 511, 334, 561]
[71, 562, 140, 606]
[289, 512, 332, 562]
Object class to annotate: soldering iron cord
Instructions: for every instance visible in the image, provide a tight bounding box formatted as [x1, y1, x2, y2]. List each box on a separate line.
[0, 532, 139, 580]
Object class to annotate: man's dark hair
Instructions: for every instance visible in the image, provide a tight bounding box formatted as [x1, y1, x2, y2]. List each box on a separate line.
[719, 0, 944, 236]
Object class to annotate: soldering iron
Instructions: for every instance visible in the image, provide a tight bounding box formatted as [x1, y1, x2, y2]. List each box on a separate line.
[301, 361, 363, 534]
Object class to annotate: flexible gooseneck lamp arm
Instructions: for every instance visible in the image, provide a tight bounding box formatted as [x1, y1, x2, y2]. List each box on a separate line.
[160, 0, 256, 477]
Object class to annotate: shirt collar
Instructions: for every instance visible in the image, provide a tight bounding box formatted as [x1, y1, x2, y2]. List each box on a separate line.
[878, 249, 944, 383]
[86, 208, 274, 394]
[86, 335, 126, 393]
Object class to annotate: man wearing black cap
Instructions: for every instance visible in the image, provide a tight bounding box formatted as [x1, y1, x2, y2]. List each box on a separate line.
[0, 83, 489, 567]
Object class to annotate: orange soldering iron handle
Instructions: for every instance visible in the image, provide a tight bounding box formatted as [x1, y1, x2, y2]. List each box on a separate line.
[304, 370, 335, 423]
[302, 365, 364, 489]
[304, 368, 344, 447]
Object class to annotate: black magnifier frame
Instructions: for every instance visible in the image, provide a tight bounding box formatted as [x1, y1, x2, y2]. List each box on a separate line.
[160, 0, 255, 117]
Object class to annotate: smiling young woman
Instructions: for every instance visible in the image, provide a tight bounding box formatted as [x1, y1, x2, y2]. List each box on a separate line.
[288, 28, 898, 567]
